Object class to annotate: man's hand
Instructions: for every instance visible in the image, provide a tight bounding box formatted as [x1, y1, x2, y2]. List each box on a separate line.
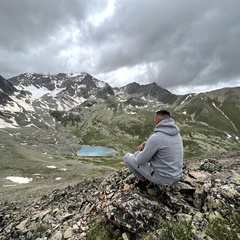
[138, 143, 145, 151]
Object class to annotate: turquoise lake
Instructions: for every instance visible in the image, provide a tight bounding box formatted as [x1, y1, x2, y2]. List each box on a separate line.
[76, 145, 118, 156]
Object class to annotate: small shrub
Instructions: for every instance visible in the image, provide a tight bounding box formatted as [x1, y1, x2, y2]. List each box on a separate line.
[36, 222, 48, 232]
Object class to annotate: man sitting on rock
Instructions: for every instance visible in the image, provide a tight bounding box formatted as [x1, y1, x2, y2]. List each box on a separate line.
[124, 110, 183, 189]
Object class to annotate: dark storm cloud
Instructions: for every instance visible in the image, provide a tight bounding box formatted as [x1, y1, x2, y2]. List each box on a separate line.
[0, 0, 240, 93]
[0, 0, 107, 76]
[0, 0, 110, 50]
[90, 0, 240, 90]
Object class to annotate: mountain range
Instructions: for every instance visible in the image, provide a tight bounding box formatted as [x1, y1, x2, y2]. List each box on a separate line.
[0, 72, 239, 158]
[1, 72, 240, 239]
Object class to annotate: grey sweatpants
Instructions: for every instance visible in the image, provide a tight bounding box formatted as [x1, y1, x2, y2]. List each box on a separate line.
[124, 153, 176, 185]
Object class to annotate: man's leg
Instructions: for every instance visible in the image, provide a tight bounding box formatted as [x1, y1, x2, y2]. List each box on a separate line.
[124, 153, 153, 182]
[124, 154, 178, 186]
[124, 153, 144, 180]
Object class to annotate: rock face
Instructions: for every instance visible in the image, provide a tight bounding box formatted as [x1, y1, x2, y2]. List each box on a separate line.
[1, 151, 240, 239]
[0, 75, 16, 95]
[0, 75, 17, 105]
[120, 81, 177, 104]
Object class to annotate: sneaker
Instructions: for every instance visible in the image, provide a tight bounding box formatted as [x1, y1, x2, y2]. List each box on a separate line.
[135, 179, 151, 190]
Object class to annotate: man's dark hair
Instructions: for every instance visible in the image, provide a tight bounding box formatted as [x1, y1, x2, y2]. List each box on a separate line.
[155, 109, 171, 117]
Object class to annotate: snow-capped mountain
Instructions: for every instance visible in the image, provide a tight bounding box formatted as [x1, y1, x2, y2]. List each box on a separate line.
[0, 72, 115, 128]
[0, 72, 177, 129]
[9, 72, 113, 108]
[0, 72, 239, 157]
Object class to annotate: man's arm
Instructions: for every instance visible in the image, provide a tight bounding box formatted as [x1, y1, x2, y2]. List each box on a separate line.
[135, 135, 160, 165]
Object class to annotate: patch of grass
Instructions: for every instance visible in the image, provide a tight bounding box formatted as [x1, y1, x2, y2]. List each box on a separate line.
[183, 139, 203, 158]
[65, 163, 74, 166]
[206, 211, 240, 240]
[36, 222, 48, 233]
[155, 220, 192, 240]
[141, 211, 240, 240]
[219, 100, 240, 133]
[87, 216, 116, 240]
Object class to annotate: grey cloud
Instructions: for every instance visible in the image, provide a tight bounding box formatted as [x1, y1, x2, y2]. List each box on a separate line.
[1, 0, 240, 93]
[89, 0, 240, 89]
[0, 0, 103, 51]
[91, 1, 209, 69]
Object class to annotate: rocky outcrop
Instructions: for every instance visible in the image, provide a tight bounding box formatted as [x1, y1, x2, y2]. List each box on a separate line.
[0, 76, 17, 105]
[0, 91, 12, 105]
[96, 83, 115, 99]
[123, 97, 147, 107]
[0, 75, 17, 95]
[0, 75, 16, 105]
[1, 151, 240, 239]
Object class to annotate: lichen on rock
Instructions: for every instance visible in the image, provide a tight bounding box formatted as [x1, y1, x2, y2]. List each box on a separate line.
[0, 151, 240, 239]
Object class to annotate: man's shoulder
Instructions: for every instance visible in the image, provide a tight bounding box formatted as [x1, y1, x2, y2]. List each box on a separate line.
[148, 131, 164, 140]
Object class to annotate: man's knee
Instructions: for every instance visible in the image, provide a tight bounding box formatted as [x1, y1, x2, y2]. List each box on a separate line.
[125, 154, 139, 171]
[124, 153, 133, 165]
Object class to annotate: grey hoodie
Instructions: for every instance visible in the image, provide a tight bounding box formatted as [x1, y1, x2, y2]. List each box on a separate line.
[134, 118, 183, 184]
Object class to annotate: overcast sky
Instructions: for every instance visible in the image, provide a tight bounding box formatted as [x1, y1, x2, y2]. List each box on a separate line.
[1, 0, 240, 94]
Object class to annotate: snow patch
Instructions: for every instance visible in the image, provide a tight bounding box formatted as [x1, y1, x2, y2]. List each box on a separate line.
[47, 165, 57, 169]
[5, 176, 33, 184]
[16, 85, 51, 99]
[212, 102, 238, 132]
[0, 118, 19, 128]
[25, 124, 39, 128]
[96, 80, 106, 88]
[66, 72, 83, 78]
[60, 168, 67, 171]
[225, 132, 232, 139]
[180, 95, 191, 105]
[0, 101, 22, 112]
[11, 95, 34, 111]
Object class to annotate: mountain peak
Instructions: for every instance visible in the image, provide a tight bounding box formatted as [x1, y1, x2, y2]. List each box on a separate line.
[120, 81, 176, 103]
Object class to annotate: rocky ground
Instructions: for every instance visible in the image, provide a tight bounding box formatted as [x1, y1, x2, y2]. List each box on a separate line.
[1, 151, 240, 240]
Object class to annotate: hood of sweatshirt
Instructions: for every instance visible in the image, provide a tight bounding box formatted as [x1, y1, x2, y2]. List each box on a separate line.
[154, 118, 180, 136]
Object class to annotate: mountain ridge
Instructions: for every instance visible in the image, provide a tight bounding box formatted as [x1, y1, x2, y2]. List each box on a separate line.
[0, 72, 239, 157]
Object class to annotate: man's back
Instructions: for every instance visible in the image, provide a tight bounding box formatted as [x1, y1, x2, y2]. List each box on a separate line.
[150, 128, 183, 181]
[135, 118, 183, 185]
[124, 110, 183, 186]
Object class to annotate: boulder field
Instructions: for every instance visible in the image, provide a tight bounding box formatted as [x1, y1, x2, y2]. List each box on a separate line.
[1, 151, 240, 240]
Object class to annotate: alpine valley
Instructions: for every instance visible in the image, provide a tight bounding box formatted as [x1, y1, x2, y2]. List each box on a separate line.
[0, 72, 239, 201]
